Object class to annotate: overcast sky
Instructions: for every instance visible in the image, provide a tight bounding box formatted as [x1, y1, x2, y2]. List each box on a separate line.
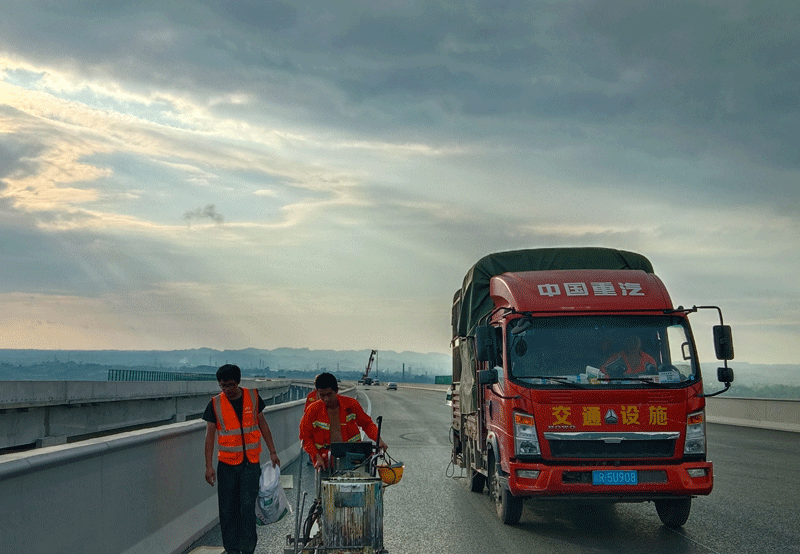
[0, 1, 798, 365]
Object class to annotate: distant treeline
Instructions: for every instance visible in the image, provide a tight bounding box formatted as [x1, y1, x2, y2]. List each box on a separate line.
[0, 361, 111, 381]
[726, 383, 800, 400]
[0, 361, 438, 384]
[0, 347, 452, 380]
[2, 361, 797, 398]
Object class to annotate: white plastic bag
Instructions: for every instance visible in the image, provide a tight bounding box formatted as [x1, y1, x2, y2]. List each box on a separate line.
[255, 463, 290, 525]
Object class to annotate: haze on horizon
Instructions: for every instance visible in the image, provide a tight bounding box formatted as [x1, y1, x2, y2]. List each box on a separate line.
[1, 1, 798, 366]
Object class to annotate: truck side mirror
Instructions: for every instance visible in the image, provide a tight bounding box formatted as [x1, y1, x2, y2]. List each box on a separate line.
[713, 325, 734, 360]
[475, 325, 496, 364]
[479, 368, 499, 385]
[717, 366, 734, 384]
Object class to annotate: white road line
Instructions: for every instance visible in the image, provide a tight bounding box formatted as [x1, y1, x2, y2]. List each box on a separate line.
[356, 389, 373, 440]
[669, 527, 725, 553]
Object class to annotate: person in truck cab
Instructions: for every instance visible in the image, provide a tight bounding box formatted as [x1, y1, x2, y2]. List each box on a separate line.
[601, 334, 657, 377]
[299, 372, 387, 470]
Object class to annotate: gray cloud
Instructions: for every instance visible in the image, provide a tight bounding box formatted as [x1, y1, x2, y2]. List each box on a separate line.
[219, 0, 297, 31]
[0, 119, 46, 180]
[0, 207, 194, 297]
[2, 0, 797, 209]
[332, 14, 443, 57]
[183, 204, 224, 224]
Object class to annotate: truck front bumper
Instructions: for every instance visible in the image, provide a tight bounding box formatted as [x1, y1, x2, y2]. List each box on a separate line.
[504, 460, 713, 500]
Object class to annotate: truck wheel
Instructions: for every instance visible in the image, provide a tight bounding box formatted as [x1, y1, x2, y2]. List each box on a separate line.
[466, 445, 486, 493]
[488, 452, 523, 525]
[655, 498, 691, 528]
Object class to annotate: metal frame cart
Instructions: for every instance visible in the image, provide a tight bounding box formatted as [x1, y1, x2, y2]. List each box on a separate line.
[286, 418, 403, 554]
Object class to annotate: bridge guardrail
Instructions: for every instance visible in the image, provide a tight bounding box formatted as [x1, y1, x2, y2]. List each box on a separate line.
[0, 379, 295, 450]
[705, 396, 800, 433]
[0, 382, 329, 554]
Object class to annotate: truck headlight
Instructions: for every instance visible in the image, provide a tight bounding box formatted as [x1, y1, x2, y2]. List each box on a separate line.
[684, 410, 706, 455]
[514, 412, 541, 457]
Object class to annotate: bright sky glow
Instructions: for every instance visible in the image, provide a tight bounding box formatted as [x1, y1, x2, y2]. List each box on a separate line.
[1, 1, 798, 364]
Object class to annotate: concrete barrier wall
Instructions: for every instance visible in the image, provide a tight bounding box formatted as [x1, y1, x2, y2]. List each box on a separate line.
[0, 388, 314, 554]
[706, 396, 800, 433]
[0, 379, 293, 449]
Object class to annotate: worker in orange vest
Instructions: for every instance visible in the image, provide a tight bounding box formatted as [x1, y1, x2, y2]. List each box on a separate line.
[304, 388, 319, 411]
[299, 372, 387, 470]
[203, 364, 280, 554]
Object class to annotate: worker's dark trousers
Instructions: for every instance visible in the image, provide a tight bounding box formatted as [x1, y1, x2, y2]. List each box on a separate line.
[217, 459, 261, 554]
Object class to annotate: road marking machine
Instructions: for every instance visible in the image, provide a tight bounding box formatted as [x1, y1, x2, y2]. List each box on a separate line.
[286, 417, 403, 554]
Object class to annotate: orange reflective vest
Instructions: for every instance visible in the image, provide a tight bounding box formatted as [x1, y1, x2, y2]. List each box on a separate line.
[299, 395, 379, 459]
[304, 390, 318, 411]
[212, 388, 262, 465]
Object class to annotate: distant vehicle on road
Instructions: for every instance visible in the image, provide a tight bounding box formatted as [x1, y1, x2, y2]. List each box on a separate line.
[386, 382, 397, 390]
[372, 379, 380, 386]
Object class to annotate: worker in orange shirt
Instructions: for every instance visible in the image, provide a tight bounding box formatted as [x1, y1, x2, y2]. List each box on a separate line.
[299, 372, 387, 469]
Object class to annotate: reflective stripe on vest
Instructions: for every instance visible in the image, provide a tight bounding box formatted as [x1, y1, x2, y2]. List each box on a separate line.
[311, 406, 362, 451]
[213, 388, 261, 464]
[311, 414, 354, 430]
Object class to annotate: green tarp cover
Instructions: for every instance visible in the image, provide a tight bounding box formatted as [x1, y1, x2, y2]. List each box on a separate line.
[454, 247, 654, 338]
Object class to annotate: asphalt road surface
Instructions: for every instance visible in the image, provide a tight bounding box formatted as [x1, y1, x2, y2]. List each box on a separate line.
[188, 386, 800, 554]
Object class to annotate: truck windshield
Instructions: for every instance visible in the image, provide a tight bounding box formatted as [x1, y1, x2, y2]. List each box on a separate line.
[506, 315, 698, 388]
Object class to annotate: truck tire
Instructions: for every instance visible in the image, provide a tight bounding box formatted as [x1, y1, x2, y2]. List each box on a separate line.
[655, 498, 691, 528]
[488, 452, 523, 525]
[467, 446, 486, 493]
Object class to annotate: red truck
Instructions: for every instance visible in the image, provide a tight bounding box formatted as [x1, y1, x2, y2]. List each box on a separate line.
[450, 247, 734, 527]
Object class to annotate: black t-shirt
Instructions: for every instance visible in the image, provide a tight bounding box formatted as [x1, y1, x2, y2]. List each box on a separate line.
[202, 389, 267, 425]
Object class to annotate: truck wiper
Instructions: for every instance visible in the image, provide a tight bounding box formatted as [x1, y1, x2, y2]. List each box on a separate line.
[599, 376, 671, 388]
[526, 376, 586, 389]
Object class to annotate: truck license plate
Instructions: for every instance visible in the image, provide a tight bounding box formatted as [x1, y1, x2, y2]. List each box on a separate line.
[592, 470, 638, 485]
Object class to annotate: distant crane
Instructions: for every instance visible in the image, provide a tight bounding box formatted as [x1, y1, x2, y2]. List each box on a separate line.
[359, 350, 377, 385]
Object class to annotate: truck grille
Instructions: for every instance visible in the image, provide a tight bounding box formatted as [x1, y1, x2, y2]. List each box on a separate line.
[544, 432, 679, 459]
